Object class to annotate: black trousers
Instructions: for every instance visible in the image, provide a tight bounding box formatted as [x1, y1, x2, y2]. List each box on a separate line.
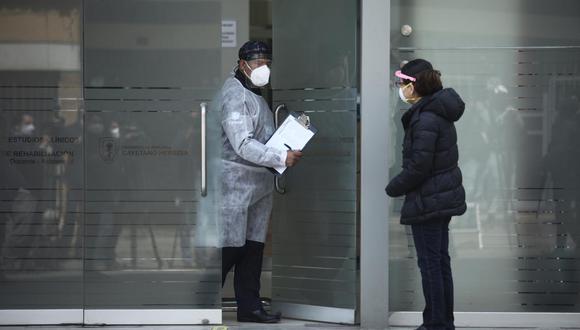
[411, 217, 454, 330]
[222, 240, 264, 313]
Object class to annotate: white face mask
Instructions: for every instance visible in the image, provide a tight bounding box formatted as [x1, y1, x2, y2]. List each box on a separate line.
[398, 87, 409, 104]
[245, 62, 270, 87]
[398, 83, 417, 104]
[111, 127, 120, 138]
[21, 124, 35, 135]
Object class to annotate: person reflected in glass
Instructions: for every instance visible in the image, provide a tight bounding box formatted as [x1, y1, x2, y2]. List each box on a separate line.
[386, 59, 467, 330]
[12, 113, 36, 136]
[0, 158, 37, 272]
[85, 117, 125, 270]
[546, 97, 580, 254]
[219, 41, 302, 323]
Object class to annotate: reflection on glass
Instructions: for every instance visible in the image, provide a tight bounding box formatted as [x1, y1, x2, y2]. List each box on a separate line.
[1, 0, 223, 314]
[0, 0, 83, 309]
[82, 0, 222, 310]
[390, 0, 580, 314]
[271, 0, 359, 314]
[389, 48, 580, 313]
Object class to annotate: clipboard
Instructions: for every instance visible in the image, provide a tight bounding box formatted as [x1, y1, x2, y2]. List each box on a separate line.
[265, 111, 317, 175]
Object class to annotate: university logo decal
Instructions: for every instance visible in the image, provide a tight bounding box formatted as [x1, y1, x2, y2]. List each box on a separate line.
[98, 137, 119, 163]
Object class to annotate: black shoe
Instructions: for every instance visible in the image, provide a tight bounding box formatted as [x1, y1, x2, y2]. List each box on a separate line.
[237, 308, 281, 323]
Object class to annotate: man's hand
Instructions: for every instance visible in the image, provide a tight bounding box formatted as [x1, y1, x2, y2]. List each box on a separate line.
[285, 150, 303, 167]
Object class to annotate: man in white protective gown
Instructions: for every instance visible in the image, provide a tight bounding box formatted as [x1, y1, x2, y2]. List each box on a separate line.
[219, 40, 302, 323]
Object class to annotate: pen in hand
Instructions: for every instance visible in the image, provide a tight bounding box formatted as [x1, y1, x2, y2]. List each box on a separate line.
[284, 143, 303, 167]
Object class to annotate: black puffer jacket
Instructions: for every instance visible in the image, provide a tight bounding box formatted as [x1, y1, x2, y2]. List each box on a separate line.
[386, 88, 467, 225]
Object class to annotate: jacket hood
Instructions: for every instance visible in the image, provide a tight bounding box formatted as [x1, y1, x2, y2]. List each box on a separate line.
[421, 88, 465, 122]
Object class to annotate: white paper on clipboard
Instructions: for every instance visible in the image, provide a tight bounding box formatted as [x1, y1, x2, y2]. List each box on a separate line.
[266, 114, 315, 174]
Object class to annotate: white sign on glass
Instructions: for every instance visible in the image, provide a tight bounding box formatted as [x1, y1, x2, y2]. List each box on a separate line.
[221, 20, 237, 48]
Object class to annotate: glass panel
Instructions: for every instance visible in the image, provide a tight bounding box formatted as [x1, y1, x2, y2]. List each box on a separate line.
[390, 0, 580, 313]
[0, 0, 83, 311]
[271, 0, 359, 315]
[392, 0, 580, 49]
[83, 0, 222, 310]
[271, 0, 356, 89]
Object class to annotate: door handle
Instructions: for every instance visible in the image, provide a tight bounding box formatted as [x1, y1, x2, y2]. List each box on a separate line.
[274, 103, 287, 194]
[275, 174, 286, 195]
[274, 103, 286, 128]
[200, 102, 207, 197]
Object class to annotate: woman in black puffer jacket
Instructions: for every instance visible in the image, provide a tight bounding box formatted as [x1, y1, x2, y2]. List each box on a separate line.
[386, 59, 466, 330]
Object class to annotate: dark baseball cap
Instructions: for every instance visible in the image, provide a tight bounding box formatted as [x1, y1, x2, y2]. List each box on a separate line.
[395, 59, 433, 81]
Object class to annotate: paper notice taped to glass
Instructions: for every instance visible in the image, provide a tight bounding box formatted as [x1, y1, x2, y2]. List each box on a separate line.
[266, 113, 317, 175]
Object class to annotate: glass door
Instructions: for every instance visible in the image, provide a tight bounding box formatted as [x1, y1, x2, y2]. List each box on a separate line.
[270, 0, 359, 324]
[1, 0, 224, 325]
[0, 0, 84, 324]
[82, 0, 223, 325]
[389, 0, 580, 325]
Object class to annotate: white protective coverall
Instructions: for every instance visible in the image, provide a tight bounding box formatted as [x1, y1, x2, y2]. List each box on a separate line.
[219, 72, 287, 247]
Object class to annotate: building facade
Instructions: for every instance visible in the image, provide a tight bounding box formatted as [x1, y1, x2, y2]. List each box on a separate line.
[0, 0, 579, 328]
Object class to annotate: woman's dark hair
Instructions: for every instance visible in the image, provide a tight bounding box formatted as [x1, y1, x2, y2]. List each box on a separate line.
[413, 69, 442, 96]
